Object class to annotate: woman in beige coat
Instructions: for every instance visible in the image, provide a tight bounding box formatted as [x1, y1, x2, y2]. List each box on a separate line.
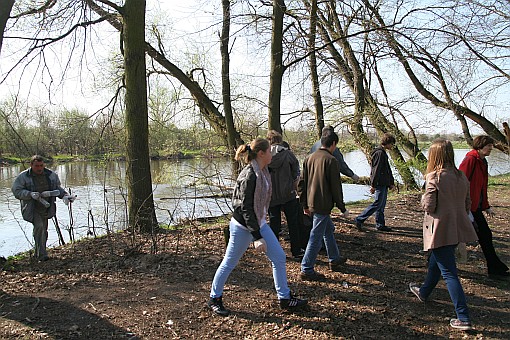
[409, 139, 478, 331]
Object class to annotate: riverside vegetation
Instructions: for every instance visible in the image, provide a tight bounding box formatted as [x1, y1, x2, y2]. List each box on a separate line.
[0, 175, 508, 339]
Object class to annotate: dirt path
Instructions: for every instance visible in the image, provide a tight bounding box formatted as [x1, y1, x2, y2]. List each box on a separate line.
[1, 178, 509, 339]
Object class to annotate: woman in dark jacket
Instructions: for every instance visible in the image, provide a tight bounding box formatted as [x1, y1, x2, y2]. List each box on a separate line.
[207, 138, 307, 316]
[459, 135, 508, 278]
[354, 133, 395, 231]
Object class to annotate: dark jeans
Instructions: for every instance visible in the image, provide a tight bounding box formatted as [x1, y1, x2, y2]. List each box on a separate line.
[355, 185, 388, 228]
[473, 208, 508, 274]
[420, 245, 470, 322]
[269, 198, 307, 256]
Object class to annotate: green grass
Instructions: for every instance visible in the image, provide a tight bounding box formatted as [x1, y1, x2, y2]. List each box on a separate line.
[418, 140, 470, 150]
[488, 173, 510, 187]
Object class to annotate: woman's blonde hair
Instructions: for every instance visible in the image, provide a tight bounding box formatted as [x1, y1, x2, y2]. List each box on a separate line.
[425, 138, 460, 177]
[235, 138, 270, 164]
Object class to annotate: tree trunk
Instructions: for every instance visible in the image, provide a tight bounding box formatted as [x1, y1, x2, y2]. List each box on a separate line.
[123, 0, 158, 233]
[0, 0, 14, 56]
[268, 0, 286, 133]
[221, 0, 237, 159]
[308, 0, 324, 138]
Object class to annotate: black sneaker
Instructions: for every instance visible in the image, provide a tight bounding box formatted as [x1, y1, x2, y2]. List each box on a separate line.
[300, 271, 326, 281]
[279, 294, 308, 309]
[450, 318, 472, 331]
[207, 296, 230, 316]
[376, 225, 392, 232]
[329, 256, 348, 271]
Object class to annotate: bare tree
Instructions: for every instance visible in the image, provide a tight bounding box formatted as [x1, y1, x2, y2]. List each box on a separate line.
[307, 0, 325, 138]
[313, 1, 424, 188]
[122, 0, 158, 233]
[86, 0, 244, 148]
[362, 0, 509, 154]
[268, 0, 286, 132]
[221, 0, 239, 157]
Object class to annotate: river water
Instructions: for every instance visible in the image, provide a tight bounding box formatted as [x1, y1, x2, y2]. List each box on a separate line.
[1, 149, 508, 257]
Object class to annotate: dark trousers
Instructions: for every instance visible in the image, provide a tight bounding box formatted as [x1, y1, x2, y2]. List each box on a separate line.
[269, 198, 307, 256]
[473, 208, 508, 275]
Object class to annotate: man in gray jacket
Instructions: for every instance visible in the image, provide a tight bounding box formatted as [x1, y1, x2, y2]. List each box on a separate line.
[12, 155, 74, 261]
[310, 126, 360, 182]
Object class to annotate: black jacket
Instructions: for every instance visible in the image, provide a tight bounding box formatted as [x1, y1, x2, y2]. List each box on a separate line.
[369, 146, 394, 187]
[231, 164, 263, 240]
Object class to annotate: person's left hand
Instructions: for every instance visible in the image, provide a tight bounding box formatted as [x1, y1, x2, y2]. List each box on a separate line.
[342, 210, 350, 219]
[484, 208, 495, 218]
[253, 239, 267, 253]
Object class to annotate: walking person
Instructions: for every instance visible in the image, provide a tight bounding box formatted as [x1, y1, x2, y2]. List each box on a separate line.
[12, 155, 75, 261]
[310, 126, 360, 182]
[298, 129, 349, 281]
[409, 139, 478, 331]
[459, 135, 509, 278]
[208, 138, 307, 316]
[266, 130, 307, 260]
[354, 133, 396, 232]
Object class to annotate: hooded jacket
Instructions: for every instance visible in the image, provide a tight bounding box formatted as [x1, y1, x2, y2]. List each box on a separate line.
[12, 167, 66, 223]
[459, 149, 490, 212]
[267, 144, 300, 207]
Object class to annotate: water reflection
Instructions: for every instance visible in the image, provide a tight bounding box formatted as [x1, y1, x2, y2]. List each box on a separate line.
[1, 148, 508, 257]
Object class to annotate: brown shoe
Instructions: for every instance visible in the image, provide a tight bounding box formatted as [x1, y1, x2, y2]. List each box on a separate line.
[300, 271, 326, 281]
[329, 256, 347, 271]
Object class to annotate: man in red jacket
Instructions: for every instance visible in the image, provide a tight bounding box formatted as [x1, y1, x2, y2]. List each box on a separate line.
[459, 135, 508, 279]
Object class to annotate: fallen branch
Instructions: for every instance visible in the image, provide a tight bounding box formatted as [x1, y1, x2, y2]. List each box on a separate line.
[31, 297, 40, 312]
[160, 193, 229, 200]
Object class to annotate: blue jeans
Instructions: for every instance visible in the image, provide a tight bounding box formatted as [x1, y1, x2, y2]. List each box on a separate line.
[210, 218, 291, 300]
[419, 245, 470, 322]
[355, 185, 388, 228]
[301, 213, 340, 274]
